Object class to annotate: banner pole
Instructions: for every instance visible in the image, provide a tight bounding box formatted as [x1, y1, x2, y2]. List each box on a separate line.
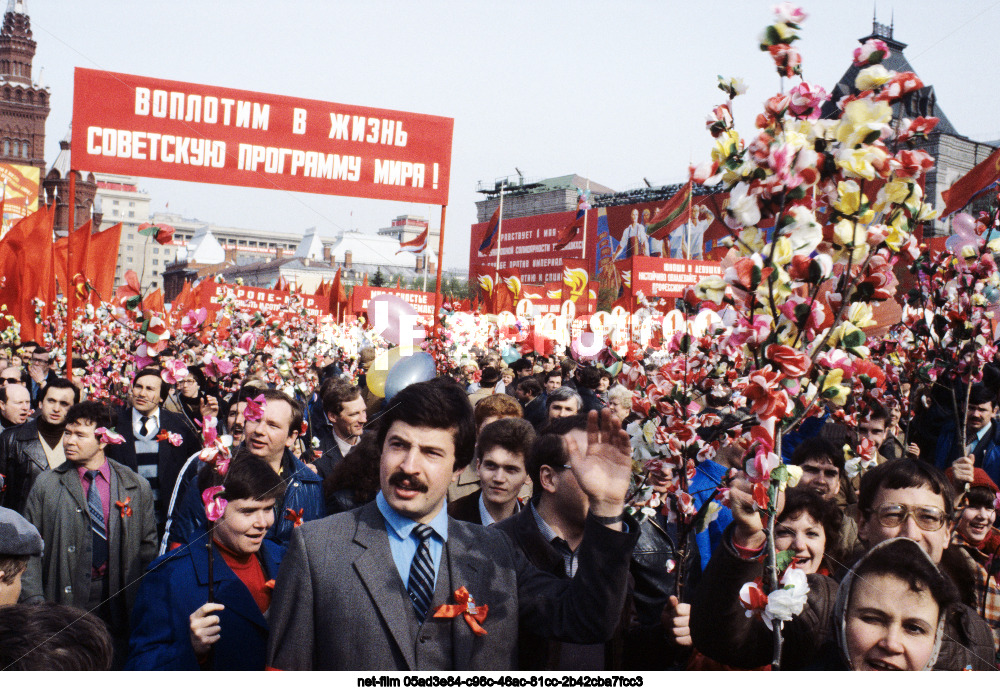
[434, 204, 447, 330]
[65, 172, 76, 378]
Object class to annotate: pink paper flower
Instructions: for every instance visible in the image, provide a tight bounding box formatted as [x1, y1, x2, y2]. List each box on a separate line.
[95, 427, 125, 445]
[852, 38, 889, 66]
[787, 81, 829, 120]
[243, 394, 266, 422]
[202, 486, 228, 522]
[181, 308, 208, 334]
[160, 359, 189, 385]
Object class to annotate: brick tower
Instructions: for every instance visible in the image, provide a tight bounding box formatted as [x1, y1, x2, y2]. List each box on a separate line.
[0, 0, 49, 176]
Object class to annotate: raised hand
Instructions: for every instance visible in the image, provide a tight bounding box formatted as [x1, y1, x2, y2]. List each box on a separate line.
[565, 408, 632, 522]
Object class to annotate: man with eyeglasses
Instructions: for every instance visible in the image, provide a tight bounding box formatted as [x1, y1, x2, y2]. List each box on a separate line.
[689, 459, 996, 670]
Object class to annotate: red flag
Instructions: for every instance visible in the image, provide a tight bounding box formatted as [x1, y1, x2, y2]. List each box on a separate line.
[552, 211, 585, 252]
[330, 268, 347, 318]
[396, 227, 429, 255]
[494, 269, 520, 314]
[648, 181, 692, 240]
[274, 275, 290, 292]
[553, 191, 591, 252]
[0, 207, 55, 340]
[941, 147, 1000, 217]
[478, 204, 502, 255]
[395, 277, 401, 289]
[86, 223, 122, 304]
[142, 288, 165, 315]
[170, 280, 193, 319]
[362, 273, 369, 287]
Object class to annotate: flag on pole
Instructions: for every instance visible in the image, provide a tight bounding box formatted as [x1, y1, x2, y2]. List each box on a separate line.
[478, 204, 502, 254]
[940, 147, 1000, 217]
[648, 181, 693, 239]
[396, 227, 429, 255]
[553, 189, 591, 251]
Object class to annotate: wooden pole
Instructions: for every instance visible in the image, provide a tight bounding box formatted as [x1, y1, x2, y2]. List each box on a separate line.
[65, 172, 75, 378]
[433, 205, 447, 329]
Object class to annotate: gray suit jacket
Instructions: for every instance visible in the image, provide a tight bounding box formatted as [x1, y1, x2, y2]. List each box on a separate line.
[266, 501, 638, 670]
[21, 459, 158, 634]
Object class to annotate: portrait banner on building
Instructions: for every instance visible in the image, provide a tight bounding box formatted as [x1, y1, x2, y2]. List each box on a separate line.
[199, 283, 329, 321]
[350, 285, 436, 321]
[71, 68, 453, 205]
[0, 163, 40, 237]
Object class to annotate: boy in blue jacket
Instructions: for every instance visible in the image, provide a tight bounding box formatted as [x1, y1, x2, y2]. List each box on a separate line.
[126, 451, 286, 669]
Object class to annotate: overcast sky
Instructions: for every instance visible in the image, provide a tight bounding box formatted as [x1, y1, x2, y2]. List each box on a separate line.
[27, 0, 1000, 271]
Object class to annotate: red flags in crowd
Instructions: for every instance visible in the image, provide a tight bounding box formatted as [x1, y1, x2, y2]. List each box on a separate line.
[87, 223, 122, 304]
[648, 180, 692, 239]
[396, 227, 429, 255]
[330, 268, 348, 319]
[142, 288, 165, 314]
[941, 147, 1000, 217]
[0, 206, 55, 341]
[274, 275, 290, 292]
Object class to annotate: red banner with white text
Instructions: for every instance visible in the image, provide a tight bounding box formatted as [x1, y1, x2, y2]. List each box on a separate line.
[71, 68, 453, 205]
[199, 283, 329, 320]
[350, 285, 436, 321]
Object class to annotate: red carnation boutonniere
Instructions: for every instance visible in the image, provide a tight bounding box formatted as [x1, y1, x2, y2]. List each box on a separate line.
[433, 586, 488, 636]
[115, 497, 133, 518]
[264, 579, 276, 591]
[284, 508, 304, 527]
[155, 429, 184, 447]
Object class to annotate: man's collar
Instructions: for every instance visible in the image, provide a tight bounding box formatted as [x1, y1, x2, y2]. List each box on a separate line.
[376, 490, 449, 542]
[132, 407, 161, 423]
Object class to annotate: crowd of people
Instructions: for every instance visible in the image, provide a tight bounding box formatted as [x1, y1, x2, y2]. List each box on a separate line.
[0, 330, 996, 673]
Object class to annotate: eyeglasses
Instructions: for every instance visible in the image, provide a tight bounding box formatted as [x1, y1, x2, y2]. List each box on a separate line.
[1, 377, 20, 384]
[871, 504, 947, 531]
[178, 379, 198, 386]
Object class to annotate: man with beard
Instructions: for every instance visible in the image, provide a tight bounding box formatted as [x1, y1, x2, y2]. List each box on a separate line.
[0, 379, 79, 514]
[267, 378, 638, 670]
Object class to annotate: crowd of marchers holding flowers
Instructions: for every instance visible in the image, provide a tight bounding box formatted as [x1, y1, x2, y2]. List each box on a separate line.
[2, 2, 1000, 672]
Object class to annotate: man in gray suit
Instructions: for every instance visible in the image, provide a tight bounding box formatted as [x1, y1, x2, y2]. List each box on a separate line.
[267, 377, 638, 670]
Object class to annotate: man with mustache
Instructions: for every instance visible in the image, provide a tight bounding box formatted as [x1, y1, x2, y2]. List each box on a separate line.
[267, 377, 638, 670]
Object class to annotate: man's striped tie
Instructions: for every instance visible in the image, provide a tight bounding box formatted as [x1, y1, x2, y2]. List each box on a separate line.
[407, 523, 436, 622]
[85, 470, 108, 571]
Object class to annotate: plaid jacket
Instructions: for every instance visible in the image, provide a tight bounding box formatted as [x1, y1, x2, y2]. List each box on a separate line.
[953, 529, 1000, 653]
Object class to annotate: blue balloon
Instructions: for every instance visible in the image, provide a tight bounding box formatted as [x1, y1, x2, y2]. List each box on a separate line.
[501, 344, 520, 364]
[385, 352, 438, 399]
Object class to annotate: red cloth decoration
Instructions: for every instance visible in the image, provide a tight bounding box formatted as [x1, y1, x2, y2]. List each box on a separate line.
[432, 586, 488, 636]
[115, 497, 133, 518]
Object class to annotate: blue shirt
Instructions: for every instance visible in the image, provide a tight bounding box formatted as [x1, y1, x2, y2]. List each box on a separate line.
[376, 491, 449, 590]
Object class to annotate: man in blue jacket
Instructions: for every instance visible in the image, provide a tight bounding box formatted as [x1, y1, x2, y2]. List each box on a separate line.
[166, 389, 324, 549]
[127, 452, 286, 669]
